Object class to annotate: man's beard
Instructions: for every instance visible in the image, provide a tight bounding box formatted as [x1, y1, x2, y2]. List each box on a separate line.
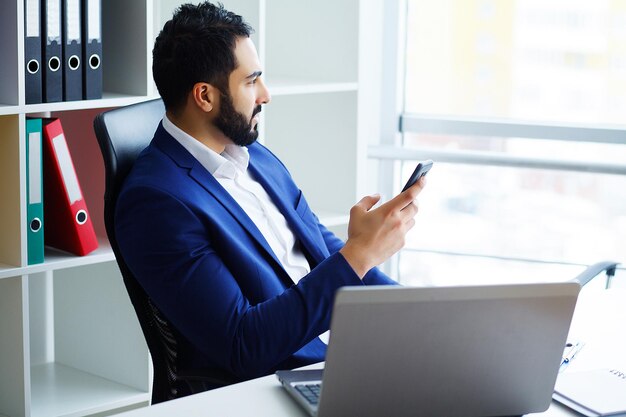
[214, 92, 262, 147]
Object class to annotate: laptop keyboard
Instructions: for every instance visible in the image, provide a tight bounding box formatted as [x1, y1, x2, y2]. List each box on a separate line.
[294, 383, 322, 405]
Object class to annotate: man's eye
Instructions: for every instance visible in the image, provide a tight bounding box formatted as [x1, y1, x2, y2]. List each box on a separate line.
[250, 78, 258, 84]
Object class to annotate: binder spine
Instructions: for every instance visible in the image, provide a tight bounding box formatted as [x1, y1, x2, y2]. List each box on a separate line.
[62, 0, 83, 101]
[42, 0, 63, 103]
[26, 118, 44, 264]
[42, 118, 98, 256]
[25, 0, 43, 104]
[82, 0, 102, 100]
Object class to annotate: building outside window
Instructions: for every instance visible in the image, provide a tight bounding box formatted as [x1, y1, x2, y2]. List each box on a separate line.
[378, 0, 626, 286]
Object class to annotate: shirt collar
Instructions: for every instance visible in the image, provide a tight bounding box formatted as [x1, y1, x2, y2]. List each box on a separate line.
[223, 144, 250, 172]
[162, 114, 249, 180]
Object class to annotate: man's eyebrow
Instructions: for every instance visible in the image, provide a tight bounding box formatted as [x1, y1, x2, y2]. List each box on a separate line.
[245, 71, 263, 80]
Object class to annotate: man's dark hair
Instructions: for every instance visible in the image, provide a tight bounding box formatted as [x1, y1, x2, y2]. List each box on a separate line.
[152, 2, 253, 113]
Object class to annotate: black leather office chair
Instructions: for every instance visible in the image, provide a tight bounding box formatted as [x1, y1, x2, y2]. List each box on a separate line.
[93, 98, 236, 404]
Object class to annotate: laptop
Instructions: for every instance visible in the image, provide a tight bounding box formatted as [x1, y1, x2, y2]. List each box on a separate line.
[277, 282, 581, 417]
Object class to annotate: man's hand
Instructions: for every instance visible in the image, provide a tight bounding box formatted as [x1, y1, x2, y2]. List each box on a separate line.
[339, 178, 426, 278]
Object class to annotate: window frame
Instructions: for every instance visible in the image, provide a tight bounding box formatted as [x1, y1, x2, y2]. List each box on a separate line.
[374, 0, 626, 281]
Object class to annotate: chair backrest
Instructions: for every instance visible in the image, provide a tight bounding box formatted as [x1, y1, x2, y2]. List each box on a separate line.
[93, 98, 212, 404]
[95, 98, 166, 210]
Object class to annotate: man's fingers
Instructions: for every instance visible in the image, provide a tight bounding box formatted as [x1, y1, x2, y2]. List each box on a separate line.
[405, 217, 416, 231]
[383, 177, 426, 211]
[356, 175, 425, 214]
[403, 176, 426, 199]
[401, 202, 419, 218]
[354, 194, 382, 212]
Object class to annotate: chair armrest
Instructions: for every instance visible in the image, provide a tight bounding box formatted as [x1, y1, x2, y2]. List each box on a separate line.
[571, 261, 620, 287]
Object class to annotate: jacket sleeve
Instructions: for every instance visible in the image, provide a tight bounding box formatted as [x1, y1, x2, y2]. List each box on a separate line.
[115, 184, 363, 380]
[311, 207, 399, 286]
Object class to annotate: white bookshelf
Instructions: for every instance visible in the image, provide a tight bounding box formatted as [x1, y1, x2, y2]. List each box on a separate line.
[30, 363, 148, 417]
[1, 0, 154, 416]
[0, 240, 115, 280]
[0, 0, 384, 415]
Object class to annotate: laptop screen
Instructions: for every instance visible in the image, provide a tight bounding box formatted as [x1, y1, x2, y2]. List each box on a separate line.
[310, 283, 580, 417]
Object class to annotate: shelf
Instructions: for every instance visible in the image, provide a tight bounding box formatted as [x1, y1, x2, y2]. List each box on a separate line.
[0, 103, 16, 115]
[0, 239, 115, 280]
[30, 363, 149, 417]
[25, 94, 152, 114]
[0, 105, 18, 116]
[266, 77, 358, 96]
[0, 94, 154, 116]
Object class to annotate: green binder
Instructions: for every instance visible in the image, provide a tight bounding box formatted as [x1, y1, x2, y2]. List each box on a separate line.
[26, 118, 44, 264]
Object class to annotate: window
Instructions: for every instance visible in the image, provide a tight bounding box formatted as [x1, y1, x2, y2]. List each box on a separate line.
[376, 0, 626, 286]
[405, 0, 626, 124]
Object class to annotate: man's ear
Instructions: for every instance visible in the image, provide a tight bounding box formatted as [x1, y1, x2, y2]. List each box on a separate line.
[191, 82, 217, 113]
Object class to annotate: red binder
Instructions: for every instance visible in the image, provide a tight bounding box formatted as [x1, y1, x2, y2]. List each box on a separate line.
[42, 118, 98, 256]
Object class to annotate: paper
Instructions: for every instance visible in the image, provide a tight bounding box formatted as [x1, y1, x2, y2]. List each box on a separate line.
[52, 134, 82, 204]
[554, 368, 626, 416]
[28, 132, 42, 204]
[26, 0, 39, 37]
[66, 0, 80, 42]
[46, 0, 61, 40]
[87, 0, 101, 40]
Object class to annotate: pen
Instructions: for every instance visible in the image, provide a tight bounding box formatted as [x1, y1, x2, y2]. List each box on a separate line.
[561, 341, 585, 366]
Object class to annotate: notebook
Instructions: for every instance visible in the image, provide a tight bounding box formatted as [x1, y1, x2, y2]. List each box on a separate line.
[277, 282, 581, 417]
[554, 368, 626, 416]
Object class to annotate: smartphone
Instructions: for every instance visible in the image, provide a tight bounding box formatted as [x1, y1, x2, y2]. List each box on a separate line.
[401, 160, 433, 193]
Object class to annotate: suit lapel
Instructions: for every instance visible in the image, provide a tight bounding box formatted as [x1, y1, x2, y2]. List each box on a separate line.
[153, 127, 286, 274]
[248, 160, 326, 266]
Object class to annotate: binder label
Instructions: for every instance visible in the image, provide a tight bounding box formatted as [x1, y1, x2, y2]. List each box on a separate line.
[66, 0, 81, 41]
[51, 134, 82, 204]
[87, 0, 101, 40]
[28, 132, 42, 204]
[47, 0, 61, 40]
[26, 0, 39, 37]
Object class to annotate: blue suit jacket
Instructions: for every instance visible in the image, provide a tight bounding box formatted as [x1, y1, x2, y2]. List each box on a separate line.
[115, 124, 396, 381]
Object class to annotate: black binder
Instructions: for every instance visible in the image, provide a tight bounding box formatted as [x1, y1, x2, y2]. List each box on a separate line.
[24, 0, 42, 104]
[42, 0, 63, 103]
[81, 0, 102, 100]
[62, 0, 83, 101]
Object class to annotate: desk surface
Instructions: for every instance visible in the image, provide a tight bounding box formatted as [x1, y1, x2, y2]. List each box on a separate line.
[114, 366, 582, 417]
[116, 287, 626, 417]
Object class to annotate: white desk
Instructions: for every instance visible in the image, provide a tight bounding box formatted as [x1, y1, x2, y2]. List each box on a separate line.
[115, 288, 626, 417]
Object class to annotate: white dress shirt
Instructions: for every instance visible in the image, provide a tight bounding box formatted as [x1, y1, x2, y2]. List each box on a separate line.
[162, 115, 311, 284]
